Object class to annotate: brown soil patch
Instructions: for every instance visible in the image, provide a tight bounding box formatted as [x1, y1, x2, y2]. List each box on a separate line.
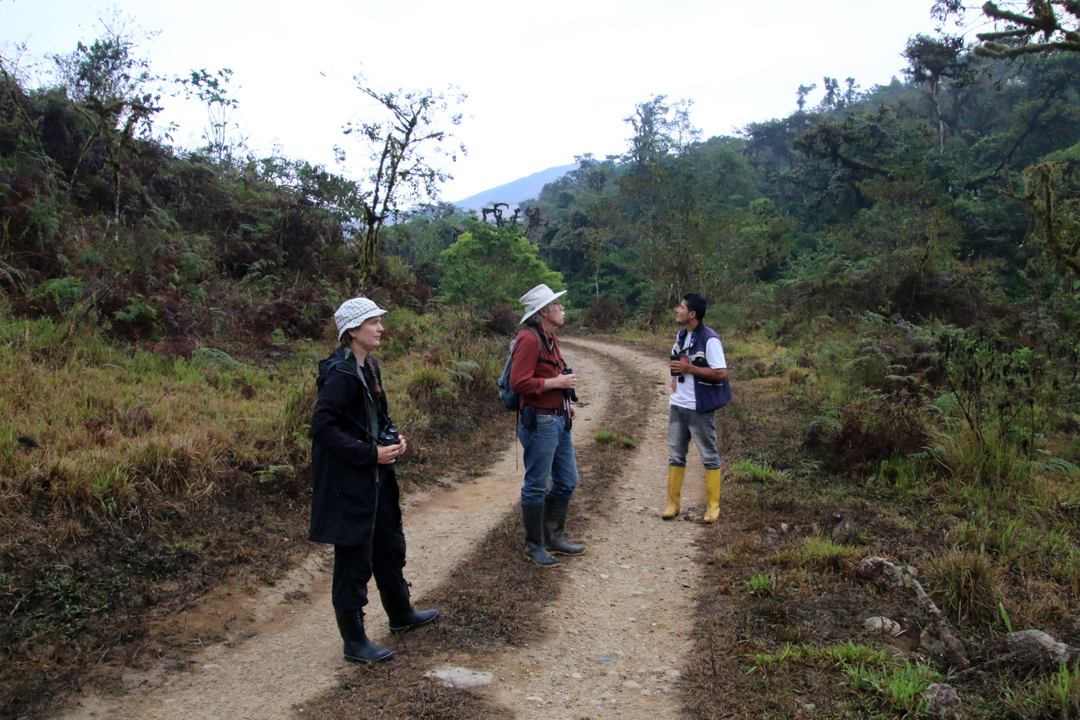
[52, 338, 663, 720]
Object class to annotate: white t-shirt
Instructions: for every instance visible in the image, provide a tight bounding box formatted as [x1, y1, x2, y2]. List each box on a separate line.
[669, 333, 727, 410]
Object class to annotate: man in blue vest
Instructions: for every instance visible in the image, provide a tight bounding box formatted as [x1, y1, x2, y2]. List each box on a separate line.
[664, 293, 731, 523]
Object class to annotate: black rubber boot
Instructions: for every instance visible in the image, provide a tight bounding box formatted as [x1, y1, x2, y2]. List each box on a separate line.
[335, 609, 394, 664]
[544, 496, 586, 556]
[379, 581, 440, 634]
[522, 503, 560, 567]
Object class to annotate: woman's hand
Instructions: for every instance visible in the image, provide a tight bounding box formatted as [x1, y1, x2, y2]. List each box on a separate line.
[377, 438, 406, 464]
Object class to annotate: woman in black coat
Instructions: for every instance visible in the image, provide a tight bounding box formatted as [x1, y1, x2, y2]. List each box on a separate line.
[309, 297, 438, 664]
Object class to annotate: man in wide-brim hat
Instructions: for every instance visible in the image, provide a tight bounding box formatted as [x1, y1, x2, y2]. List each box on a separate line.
[508, 284, 587, 566]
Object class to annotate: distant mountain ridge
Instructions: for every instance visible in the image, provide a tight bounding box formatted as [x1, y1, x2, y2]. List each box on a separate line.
[452, 163, 578, 210]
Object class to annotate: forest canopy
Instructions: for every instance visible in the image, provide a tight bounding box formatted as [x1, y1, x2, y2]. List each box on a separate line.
[5, 5, 1080, 339]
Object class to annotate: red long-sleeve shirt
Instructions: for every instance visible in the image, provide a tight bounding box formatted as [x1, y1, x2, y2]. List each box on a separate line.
[508, 327, 567, 411]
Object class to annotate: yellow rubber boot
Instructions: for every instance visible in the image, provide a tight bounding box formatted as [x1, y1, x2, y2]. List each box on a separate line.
[703, 468, 722, 523]
[663, 466, 685, 520]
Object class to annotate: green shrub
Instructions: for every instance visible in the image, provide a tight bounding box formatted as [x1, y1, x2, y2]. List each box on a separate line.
[924, 550, 1004, 626]
[745, 573, 780, 596]
[113, 294, 158, 326]
[875, 456, 929, 497]
[820, 642, 887, 667]
[192, 348, 243, 369]
[931, 423, 1030, 489]
[730, 459, 783, 483]
[30, 277, 85, 311]
[403, 365, 452, 400]
[772, 536, 861, 572]
[1004, 663, 1080, 719]
[438, 220, 563, 310]
[844, 659, 941, 715]
[594, 429, 637, 448]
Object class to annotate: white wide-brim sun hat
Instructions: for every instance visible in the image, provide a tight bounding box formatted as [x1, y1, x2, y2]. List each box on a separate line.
[519, 284, 567, 325]
[334, 297, 388, 341]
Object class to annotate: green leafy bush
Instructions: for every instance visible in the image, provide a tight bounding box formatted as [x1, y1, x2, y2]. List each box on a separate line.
[439, 220, 563, 312]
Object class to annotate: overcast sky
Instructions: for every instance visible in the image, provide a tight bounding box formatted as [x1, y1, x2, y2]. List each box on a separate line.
[1, 0, 970, 202]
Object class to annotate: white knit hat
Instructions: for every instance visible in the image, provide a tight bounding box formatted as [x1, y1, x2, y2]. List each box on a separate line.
[334, 297, 387, 341]
[519, 284, 567, 324]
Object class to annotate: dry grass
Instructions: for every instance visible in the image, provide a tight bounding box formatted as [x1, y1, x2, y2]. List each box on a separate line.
[923, 550, 1004, 627]
[0, 307, 514, 720]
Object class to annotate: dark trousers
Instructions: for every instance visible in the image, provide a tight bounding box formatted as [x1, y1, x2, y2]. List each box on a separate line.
[331, 475, 408, 613]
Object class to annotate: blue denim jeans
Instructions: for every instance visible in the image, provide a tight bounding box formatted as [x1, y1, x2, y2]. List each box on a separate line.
[668, 405, 720, 470]
[518, 412, 579, 506]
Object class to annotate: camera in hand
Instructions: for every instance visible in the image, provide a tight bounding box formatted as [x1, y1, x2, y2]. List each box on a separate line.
[561, 367, 579, 403]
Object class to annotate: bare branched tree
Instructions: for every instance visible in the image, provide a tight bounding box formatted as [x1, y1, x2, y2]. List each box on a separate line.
[176, 68, 247, 165]
[51, 10, 161, 238]
[340, 73, 467, 277]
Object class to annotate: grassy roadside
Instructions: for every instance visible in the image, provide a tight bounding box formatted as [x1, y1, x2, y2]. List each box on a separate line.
[0, 307, 511, 720]
[9, 311, 1080, 719]
[681, 324, 1080, 719]
[295, 342, 655, 719]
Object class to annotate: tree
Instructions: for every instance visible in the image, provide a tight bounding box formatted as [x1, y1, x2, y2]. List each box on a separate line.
[176, 68, 246, 165]
[438, 220, 562, 310]
[1008, 161, 1080, 275]
[339, 73, 467, 277]
[382, 203, 468, 283]
[623, 95, 700, 168]
[815, 76, 862, 111]
[932, 1, 1080, 57]
[51, 13, 161, 236]
[558, 194, 622, 298]
[616, 96, 709, 312]
[796, 83, 817, 111]
[568, 153, 617, 194]
[935, 0, 1080, 274]
[977, 1, 1080, 57]
[903, 34, 971, 152]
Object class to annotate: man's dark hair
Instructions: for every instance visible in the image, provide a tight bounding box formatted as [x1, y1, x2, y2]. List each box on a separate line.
[683, 293, 707, 322]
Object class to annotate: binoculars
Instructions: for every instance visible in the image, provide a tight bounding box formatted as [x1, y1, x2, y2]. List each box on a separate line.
[671, 350, 685, 381]
[377, 419, 412, 446]
[377, 426, 401, 446]
[562, 367, 579, 403]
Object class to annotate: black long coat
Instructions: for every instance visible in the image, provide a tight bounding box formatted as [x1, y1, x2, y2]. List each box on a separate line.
[308, 347, 396, 546]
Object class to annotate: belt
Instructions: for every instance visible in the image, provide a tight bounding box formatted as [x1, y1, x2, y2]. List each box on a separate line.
[535, 407, 565, 416]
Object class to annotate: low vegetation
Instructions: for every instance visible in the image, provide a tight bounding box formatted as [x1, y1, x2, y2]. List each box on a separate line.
[679, 322, 1080, 718]
[0, 301, 512, 718]
[6, 2, 1080, 717]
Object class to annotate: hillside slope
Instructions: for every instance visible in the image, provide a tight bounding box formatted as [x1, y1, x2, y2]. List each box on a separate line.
[452, 163, 577, 210]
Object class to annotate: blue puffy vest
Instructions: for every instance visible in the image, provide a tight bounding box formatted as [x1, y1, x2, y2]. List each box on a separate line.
[675, 324, 732, 413]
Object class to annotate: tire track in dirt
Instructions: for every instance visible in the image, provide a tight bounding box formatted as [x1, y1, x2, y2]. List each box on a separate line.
[54, 340, 626, 720]
[466, 337, 711, 720]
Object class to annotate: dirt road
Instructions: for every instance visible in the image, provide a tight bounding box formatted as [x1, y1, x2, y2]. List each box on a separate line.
[56, 338, 717, 720]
